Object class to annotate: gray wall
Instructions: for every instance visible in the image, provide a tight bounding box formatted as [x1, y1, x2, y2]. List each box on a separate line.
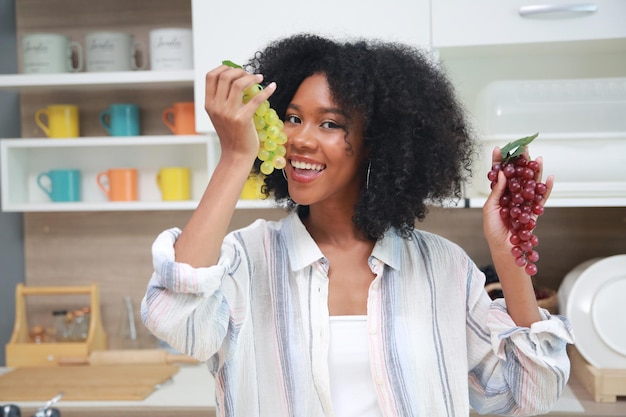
[0, 0, 24, 366]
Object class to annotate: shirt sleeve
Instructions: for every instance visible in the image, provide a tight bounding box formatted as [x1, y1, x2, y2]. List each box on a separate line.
[140, 227, 249, 361]
[465, 263, 575, 416]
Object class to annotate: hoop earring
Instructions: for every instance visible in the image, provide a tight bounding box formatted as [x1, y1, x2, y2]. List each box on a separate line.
[282, 169, 288, 182]
[366, 161, 371, 191]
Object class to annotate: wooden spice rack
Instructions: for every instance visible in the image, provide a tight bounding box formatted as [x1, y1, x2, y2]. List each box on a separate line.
[569, 345, 626, 402]
[5, 283, 108, 367]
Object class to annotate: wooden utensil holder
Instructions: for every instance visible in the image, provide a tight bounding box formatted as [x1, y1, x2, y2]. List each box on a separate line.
[5, 283, 108, 367]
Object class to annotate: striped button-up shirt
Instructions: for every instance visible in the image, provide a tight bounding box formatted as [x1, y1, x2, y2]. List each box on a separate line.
[141, 212, 574, 417]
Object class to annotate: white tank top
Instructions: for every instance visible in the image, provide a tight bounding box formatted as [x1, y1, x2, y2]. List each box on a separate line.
[328, 315, 383, 417]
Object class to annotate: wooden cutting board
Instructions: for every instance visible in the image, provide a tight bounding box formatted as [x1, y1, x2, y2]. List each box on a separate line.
[0, 364, 179, 401]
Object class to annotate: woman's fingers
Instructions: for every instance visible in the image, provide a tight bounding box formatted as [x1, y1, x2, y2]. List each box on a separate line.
[492, 146, 502, 165]
[206, 66, 262, 113]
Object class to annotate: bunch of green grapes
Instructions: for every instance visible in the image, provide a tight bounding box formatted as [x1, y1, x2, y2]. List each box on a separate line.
[223, 60, 287, 175]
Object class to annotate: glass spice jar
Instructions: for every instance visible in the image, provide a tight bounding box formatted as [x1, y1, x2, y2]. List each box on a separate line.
[51, 309, 68, 342]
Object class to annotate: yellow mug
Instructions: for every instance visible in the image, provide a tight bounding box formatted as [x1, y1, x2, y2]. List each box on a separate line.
[156, 167, 191, 201]
[35, 104, 80, 138]
[240, 173, 265, 200]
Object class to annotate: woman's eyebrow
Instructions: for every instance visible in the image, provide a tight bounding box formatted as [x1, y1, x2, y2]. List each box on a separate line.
[287, 103, 347, 117]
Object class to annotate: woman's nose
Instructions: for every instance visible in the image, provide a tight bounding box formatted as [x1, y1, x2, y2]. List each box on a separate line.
[286, 125, 316, 150]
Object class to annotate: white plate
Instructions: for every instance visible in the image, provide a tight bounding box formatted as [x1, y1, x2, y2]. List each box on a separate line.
[558, 255, 626, 369]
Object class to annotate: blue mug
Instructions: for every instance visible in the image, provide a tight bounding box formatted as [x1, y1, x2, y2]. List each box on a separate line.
[37, 169, 81, 202]
[99, 103, 140, 136]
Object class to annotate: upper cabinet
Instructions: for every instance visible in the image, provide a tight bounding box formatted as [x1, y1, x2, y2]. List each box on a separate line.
[432, 0, 626, 48]
[191, 0, 430, 133]
[430, 0, 626, 208]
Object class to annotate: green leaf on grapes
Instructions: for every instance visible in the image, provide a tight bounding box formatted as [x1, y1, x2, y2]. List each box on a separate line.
[500, 133, 539, 163]
[222, 60, 242, 69]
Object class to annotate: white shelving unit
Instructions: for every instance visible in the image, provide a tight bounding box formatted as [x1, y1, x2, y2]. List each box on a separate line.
[1, 136, 207, 211]
[0, 70, 283, 212]
[0, 135, 277, 212]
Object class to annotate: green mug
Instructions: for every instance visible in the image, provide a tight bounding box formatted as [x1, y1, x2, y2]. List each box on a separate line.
[37, 169, 81, 202]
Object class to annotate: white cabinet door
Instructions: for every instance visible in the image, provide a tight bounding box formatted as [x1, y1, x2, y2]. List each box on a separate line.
[192, 0, 430, 133]
[433, 0, 626, 48]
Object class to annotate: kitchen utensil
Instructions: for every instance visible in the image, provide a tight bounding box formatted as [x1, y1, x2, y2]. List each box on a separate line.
[0, 404, 20, 417]
[33, 392, 62, 417]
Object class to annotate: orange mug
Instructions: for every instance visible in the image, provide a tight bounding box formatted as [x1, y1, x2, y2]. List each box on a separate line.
[162, 101, 197, 135]
[97, 168, 138, 201]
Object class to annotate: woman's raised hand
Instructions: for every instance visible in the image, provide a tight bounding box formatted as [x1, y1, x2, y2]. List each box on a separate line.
[204, 65, 276, 163]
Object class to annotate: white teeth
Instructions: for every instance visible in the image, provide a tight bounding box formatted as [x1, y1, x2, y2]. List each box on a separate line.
[291, 160, 325, 171]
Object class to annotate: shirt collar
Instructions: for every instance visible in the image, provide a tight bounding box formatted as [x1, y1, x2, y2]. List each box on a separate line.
[281, 212, 325, 271]
[281, 212, 404, 272]
[370, 227, 403, 271]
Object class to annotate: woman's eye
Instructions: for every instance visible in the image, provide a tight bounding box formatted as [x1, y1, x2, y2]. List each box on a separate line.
[285, 115, 301, 124]
[321, 121, 343, 129]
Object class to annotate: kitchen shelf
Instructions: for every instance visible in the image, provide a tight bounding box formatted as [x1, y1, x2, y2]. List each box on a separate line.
[1, 135, 211, 212]
[0, 135, 283, 212]
[0, 70, 194, 92]
[467, 197, 626, 209]
[2, 199, 280, 213]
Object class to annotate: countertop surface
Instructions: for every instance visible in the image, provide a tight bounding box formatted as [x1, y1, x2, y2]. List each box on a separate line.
[1, 365, 624, 416]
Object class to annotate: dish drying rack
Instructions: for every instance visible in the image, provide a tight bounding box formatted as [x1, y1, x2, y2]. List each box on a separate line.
[569, 345, 626, 402]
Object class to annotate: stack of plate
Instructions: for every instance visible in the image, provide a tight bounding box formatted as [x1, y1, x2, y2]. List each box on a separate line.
[557, 255, 626, 369]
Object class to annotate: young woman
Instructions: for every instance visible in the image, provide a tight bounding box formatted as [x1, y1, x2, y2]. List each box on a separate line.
[141, 34, 573, 417]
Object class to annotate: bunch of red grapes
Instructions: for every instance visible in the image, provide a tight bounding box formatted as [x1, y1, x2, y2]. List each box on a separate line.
[487, 134, 546, 276]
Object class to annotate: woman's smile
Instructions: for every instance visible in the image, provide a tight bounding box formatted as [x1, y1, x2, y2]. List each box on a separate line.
[288, 157, 326, 183]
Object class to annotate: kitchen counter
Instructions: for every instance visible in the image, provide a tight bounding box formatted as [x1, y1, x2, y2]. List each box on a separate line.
[0, 364, 216, 417]
[1, 365, 624, 416]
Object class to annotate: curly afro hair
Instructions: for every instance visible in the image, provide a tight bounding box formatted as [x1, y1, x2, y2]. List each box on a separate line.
[245, 33, 476, 240]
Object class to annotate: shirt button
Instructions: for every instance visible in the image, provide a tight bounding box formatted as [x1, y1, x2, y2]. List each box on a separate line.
[369, 327, 376, 335]
[375, 376, 384, 385]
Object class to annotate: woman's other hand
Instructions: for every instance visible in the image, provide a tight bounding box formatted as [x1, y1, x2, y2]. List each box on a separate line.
[483, 146, 554, 254]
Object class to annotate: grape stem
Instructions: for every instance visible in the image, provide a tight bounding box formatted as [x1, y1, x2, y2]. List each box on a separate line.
[222, 60, 243, 69]
[500, 133, 539, 164]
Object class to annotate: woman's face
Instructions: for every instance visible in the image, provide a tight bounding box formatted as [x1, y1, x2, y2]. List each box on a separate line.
[283, 73, 367, 208]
